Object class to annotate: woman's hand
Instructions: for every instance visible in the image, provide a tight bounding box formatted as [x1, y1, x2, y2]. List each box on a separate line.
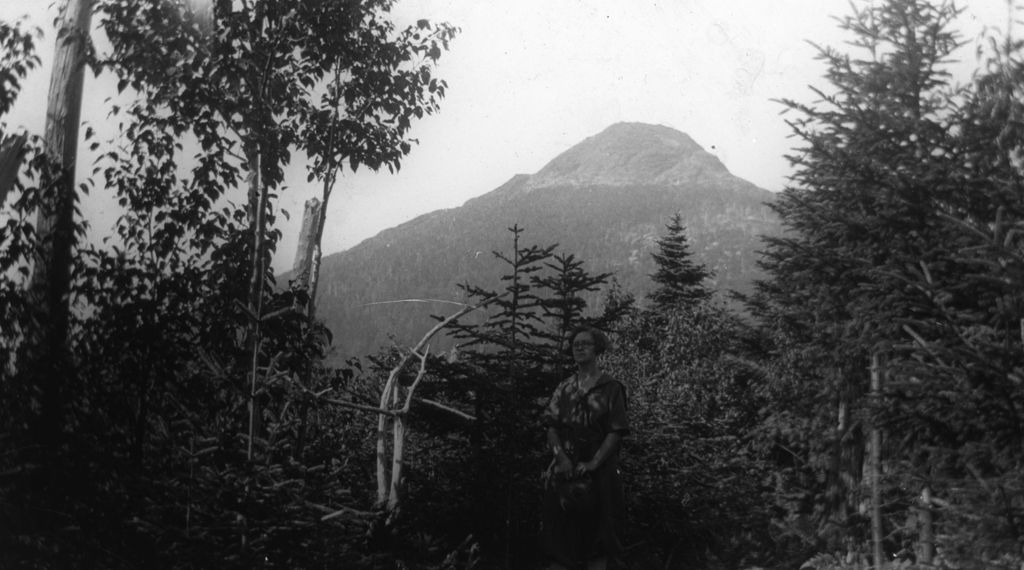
[574, 460, 597, 477]
[554, 455, 573, 477]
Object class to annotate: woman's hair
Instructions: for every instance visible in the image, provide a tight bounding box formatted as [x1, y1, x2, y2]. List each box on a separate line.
[568, 325, 610, 355]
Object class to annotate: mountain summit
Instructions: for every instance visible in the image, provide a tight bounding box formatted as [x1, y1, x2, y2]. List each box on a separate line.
[311, 123, 780, 361]
[526, 122, 731, 190]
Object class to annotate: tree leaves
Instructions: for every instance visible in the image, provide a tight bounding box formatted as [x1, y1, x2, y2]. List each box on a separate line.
[2, 1, 460, 567]
[0, 18, 41, 117]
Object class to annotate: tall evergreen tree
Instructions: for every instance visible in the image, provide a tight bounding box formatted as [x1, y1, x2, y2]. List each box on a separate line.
[648, 212, 713, 310]
[750, 0, 964, 555]
[871, 26, 1024, 563]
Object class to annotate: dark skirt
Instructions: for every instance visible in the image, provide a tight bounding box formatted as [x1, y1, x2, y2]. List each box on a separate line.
[541, 462, 627, 569]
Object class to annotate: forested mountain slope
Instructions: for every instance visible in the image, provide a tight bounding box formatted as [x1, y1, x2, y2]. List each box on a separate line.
[309, 122, 780, 360]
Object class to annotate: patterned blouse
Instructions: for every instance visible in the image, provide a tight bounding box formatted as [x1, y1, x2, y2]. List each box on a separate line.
[543, 372, 630, 466]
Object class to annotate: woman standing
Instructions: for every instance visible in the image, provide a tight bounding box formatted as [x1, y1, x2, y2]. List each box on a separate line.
[542, 326, 630, 570]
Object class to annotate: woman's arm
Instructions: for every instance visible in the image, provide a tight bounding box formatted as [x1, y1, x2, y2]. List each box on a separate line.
[548, 426, 573, 474]
[576, 431, 623, 475]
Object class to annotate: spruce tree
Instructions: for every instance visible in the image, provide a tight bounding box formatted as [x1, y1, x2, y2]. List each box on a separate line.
[446, 225, 554, 372]
[440, 225, 554, 565]
[648, 212, 712, 310]
[751, 0, 964, 554]
[532, 252, 612, 372]
[874, 28, 1024, 562]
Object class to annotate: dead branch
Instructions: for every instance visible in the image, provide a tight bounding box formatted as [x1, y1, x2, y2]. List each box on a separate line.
[401, 345, 431, 414]
[415, 398, 476, 421]
[260, 305, 299, 322]
[375, 292, 506, 509]
[361, 298, 469, 308]
[322, 398, 398, 417]
[307, 502, 375, 520]
[233, 298, 258, 322]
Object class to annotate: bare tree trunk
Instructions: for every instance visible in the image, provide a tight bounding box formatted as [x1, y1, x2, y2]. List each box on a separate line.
[246, 145, 267, 462]
[307, 168, 334, 321]
[29, 0, 94, 446]
[374, 296, 502, 513]
[387, 347, 432, 519]
[304, 62, 345, 322]
[835, 395, 848, 519]
[376, 378, 396, 507]
[291, 198, 322, 295]
[919, 485, 934, 565]
[870, 353, 885, 570]
[388, 385, 405, 514]
[832, 366, 867, 564]
[288, 61, 339, 464]
[829, 373, 849, 523]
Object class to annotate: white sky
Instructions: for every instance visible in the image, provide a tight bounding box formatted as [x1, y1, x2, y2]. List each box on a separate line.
[1, 0, 1013, 274]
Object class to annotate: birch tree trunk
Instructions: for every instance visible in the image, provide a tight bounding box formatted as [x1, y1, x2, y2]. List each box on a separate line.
[29, 0, 94, 445]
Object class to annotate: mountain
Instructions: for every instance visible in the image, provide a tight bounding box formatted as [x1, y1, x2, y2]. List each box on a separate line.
[310, 122, 780, 362]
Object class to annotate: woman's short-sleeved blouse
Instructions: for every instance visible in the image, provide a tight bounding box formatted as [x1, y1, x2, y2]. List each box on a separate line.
[543, 372, 630, 441]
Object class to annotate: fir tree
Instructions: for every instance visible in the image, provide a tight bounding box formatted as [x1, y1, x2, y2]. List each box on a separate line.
[648, 212, 712, 310]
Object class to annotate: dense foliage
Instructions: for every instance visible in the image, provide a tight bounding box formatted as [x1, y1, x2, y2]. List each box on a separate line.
[1, 1, 457, 568]
[604, 300, 773, 569]
[748, 0, 1024, 567]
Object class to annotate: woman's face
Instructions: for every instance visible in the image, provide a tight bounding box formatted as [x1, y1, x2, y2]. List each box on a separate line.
[571, 331, 598, 364]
